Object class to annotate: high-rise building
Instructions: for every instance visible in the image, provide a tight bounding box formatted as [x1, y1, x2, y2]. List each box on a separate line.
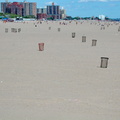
[29, 2, 36, 16]
[1, 2, 36, 17]
[37, 8, 47, 14]
[60, 8, 66, 19]
[47, 2, 60, 19]
[0, 3, 1, 12]
[37, 8, 47, 20]
[6, 2, 23, 16]
[21, 2, 29, 16]
[20, 2, 37, 17]
[1, 2, 10, 13]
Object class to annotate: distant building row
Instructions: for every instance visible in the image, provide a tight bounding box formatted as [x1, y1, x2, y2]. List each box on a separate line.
[1, 2, 36, 17]
[37, 2, 66, 19]
[0, 2, 66, 19]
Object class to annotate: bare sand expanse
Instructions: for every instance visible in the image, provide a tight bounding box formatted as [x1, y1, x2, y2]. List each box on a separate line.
[0, 20, 120, 120]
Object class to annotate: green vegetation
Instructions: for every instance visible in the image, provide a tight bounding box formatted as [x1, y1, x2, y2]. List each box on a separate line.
[0, 12, 112, 21]
[23, 15, 36, 18]
[0, 13, 36, 19]
[5, 13, 21, 18]
[73, 17, 80, 20]
[0, 13, 4, 16]
[0, 12, 21, 19]
[47, 17, 54, 20]
[64, 16, 111, 20]
[0, 13, 5, 19]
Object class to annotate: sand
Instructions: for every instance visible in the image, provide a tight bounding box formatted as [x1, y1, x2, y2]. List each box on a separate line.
[0, 20, 120, 120]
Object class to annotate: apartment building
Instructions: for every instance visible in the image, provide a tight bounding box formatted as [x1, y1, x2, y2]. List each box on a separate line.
[47, 2, 60, 19]
[1, 2, 36, 17]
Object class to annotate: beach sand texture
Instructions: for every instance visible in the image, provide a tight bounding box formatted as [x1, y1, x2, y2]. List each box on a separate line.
[0, 20, 120, 120]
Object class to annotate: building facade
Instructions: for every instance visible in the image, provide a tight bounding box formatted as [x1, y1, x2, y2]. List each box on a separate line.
[0, 3, 1, 12]
[6, 2, 23, 16]
[37, 8, 47, 20]
[20, 2, 37, 17]
[47, 2, 60, 19]
[29, 2, 36, 17]
[1, 2, 66, 19]
[1, 2, 10, 13]
[1, 2, 36, 17]
[37, 13, 47, 20]
[21, 2, 29, 16]
[60, 9, 66, 19]
[37, 8, 47, 14]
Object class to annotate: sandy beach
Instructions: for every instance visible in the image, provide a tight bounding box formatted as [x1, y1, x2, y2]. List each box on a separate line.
[0, 20, 120, 120]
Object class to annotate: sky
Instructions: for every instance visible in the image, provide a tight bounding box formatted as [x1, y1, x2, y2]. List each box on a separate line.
[0, 0, 120, 18]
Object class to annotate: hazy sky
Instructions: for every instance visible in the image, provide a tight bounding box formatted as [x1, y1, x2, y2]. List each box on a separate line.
[1, 0, 120, 18]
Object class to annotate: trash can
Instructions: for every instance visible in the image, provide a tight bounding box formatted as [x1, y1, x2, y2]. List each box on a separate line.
[82, 36, 86, 42]
[100, 57, 109, 68]
[72, 32, 75, 38]
[18, 28, 21, 32]
[118, 26, 120, 32]
[58, 28, 60, 32]
[5, 28, 8, 33]
[38, 43, 44, 51]
[14, 29, 17, 33]
[49, 27, 51, 30]
[92, 39, 97, 46]
[11, 28, 14, 32]
[11, 28, 16, 33]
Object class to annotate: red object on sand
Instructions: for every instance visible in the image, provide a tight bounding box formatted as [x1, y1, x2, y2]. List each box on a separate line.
[38, 43, 44, 51]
